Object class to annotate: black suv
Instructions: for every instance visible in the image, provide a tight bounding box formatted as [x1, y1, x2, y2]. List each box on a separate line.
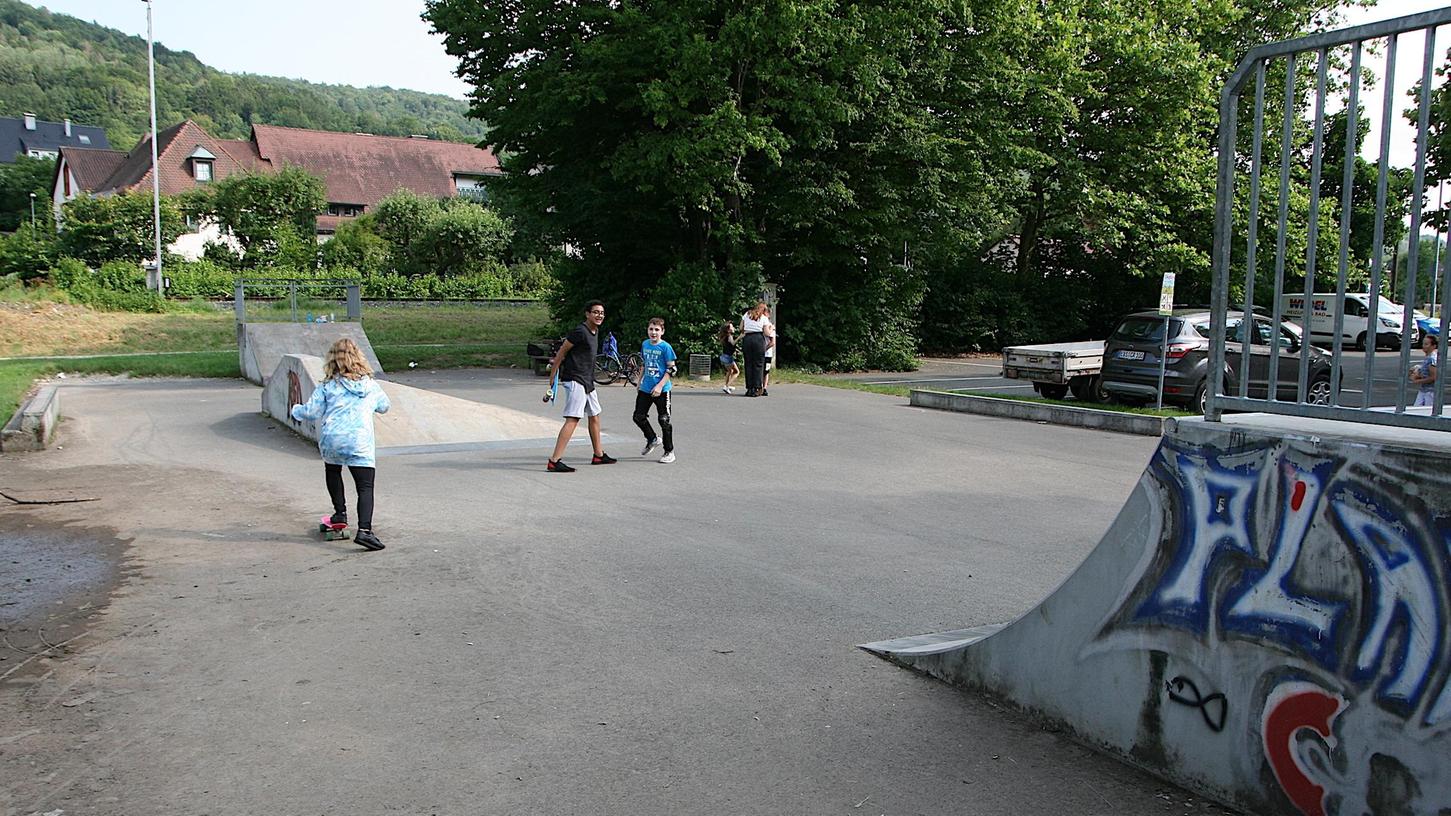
[1100, 308, 1335, 414]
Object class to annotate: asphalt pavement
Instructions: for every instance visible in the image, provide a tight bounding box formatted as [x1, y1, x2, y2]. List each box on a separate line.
[841, 350, 1434, 408]
[0, 371, 1233, 815]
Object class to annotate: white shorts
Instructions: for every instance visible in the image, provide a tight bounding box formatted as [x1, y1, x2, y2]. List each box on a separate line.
[560, 380, 602, 419]
[1414, 390, 1434, 407]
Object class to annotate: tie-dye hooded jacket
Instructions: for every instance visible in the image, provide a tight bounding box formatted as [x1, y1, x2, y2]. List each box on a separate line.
[289, 375, 391, 467]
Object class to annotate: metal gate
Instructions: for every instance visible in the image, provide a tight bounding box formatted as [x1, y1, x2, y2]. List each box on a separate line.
[1208, 9, 1451, 430]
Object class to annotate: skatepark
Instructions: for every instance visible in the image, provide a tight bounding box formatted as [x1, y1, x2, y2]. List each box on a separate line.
[3, 367, 1228, 816]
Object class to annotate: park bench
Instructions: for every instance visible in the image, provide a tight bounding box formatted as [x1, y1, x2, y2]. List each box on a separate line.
[526, 338, 563, 376]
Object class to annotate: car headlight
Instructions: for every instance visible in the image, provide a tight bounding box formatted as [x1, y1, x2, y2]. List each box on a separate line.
[1379, 317, 1399, 328]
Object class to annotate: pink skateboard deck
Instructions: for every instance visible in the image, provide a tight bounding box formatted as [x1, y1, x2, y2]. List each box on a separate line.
[318, 515, 350, 540]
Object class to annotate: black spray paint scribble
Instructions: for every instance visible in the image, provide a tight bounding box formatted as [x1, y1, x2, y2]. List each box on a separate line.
[1166, 676, 1228, 732]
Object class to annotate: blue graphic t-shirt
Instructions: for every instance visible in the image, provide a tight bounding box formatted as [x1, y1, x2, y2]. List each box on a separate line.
[638, 339, 676, 394]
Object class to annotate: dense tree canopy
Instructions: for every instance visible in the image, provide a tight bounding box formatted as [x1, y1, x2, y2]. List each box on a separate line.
[428, 0, 1359, 366]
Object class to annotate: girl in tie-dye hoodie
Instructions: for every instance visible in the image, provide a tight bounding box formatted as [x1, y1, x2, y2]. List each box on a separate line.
[291, 338, 391, 551]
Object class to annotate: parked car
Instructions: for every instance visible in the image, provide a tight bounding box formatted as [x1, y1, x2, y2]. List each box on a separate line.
[1279, 292, 1405, 351]
[1100, 308, 1335, 414]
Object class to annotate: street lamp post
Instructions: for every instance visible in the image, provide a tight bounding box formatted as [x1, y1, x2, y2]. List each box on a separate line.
[28, 192, 35, 232]
[143, 0, 163, 293]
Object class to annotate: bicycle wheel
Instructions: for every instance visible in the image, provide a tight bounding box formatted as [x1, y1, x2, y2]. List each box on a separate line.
[624, 353, 644, 387]
[594, 354, 620, 385]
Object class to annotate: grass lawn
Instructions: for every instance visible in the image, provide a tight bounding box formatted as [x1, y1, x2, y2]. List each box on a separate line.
[1, 291, 552, 422]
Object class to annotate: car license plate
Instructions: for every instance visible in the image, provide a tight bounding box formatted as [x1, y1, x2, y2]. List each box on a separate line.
[1116, 350, 1145, 360]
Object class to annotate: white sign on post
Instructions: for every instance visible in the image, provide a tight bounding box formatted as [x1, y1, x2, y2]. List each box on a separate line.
[1155, 272, 1176, 409]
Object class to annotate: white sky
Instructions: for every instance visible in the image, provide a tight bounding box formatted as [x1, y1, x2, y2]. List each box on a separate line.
[22, 0, 1451, 169]
[28, 1, 471, 99]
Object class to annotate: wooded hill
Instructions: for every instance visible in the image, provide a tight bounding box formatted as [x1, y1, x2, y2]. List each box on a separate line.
[0, 0, 486, 150]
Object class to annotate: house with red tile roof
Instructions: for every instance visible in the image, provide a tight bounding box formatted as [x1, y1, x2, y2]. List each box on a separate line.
[52, 120, 501, 257]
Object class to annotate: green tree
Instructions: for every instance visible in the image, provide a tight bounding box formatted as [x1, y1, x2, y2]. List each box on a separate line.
[373, 188, 442, 266]
[427, 0, 1027, 366]
[320, 213, 391, 273]
[0, 155, 55, 231]
[58, 191, 183, 266]
[187, 167, 326, 265]
[412, 201, 513, 277]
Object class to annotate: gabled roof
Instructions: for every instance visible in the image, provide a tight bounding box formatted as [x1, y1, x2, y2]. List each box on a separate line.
[96, 120, 253, 196]
[0, 115, 110, 163]
[250, 124, 500, 206]
[58, 147, 127, 189]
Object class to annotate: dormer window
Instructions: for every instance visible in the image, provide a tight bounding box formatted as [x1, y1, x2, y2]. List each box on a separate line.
[188, 145, 217, 183]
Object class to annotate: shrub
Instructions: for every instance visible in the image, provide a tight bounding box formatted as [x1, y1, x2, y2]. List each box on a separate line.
[0, 227, 57, 281]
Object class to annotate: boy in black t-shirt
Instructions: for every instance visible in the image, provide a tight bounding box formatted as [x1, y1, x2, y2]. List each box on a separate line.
[543, 300, 618, 472]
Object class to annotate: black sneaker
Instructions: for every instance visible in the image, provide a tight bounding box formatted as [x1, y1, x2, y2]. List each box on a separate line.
[591, 452, 617, 465]
[547, 459, 576, 473]
[329, 511, 348, 525]
[354, 530, 385, 551]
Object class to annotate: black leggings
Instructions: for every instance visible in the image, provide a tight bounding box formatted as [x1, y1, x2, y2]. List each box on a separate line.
[325, 464, 376, 529]
[742, 332, 767, 394]
[632, 391, 673, 453]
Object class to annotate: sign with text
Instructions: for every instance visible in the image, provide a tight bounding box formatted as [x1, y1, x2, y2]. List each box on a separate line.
[1159, 273, 1177, 316]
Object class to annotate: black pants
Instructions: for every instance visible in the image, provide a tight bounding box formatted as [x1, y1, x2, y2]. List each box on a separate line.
[633, 391, 673, 452]
[742, 332, 767, 394]
[325, 464, 376, 529]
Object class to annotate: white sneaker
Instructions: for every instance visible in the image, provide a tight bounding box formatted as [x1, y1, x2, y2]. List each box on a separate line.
[722, 386, 734, 394]
[641, 437, 660, 456]
[658, 451, 676, 464]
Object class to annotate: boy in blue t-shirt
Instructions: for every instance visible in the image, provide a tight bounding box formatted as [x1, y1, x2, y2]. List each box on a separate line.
[634, 317, 678, 463]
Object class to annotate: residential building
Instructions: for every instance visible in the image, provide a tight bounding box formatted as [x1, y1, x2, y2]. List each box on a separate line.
[52, 119, 501, 258]
[0, 114, 109, 162]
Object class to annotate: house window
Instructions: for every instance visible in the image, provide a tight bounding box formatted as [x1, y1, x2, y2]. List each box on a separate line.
[327, 203, 362, 218]
[194, 160, 213, 182]
[27, 149, 58, 160]
[78, 134, 91, 145]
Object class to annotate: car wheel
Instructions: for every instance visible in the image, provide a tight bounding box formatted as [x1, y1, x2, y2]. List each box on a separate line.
[1039, 384, 1069, 400]
[1307, 376, 1334, 406]
[1354, 331, 1367, 352]
[1194, 382, 1208, 415]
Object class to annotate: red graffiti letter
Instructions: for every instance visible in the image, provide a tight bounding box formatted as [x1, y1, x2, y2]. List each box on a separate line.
[1263, 684, 1343, 816]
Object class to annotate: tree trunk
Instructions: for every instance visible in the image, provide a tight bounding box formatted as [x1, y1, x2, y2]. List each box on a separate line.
[1017, 175, 1045, 281]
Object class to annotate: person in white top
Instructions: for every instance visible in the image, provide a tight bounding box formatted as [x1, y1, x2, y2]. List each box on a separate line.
[1410, 332, 1439, 407]
[762, 320, 776, 395]
[740, 301, 771, 396]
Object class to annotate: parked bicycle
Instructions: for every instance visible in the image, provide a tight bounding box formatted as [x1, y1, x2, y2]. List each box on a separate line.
[595, 332, 643, 386]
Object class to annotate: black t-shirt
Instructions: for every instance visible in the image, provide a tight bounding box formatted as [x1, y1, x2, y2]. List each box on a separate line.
[560, 322, 598, 391]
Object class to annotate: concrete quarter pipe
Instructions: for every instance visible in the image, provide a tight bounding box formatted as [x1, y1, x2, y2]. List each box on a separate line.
[863, 415, 1451, 815]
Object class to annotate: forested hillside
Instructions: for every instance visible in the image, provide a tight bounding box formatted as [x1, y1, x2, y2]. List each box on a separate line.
[0, 0, 486, 150]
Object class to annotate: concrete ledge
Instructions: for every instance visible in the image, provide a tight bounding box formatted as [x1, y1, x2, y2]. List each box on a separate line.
[1, 384, 60, 452]
[909, 389, 1165, 436]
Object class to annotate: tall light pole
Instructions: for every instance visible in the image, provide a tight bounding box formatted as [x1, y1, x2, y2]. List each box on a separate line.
[143, 0, 163, 293]
[28, 192, 35, 232]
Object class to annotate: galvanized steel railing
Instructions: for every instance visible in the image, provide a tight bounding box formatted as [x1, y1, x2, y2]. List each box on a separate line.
[1208, 9, 1451, 430]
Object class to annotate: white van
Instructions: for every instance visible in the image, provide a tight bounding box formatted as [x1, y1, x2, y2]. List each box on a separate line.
[1279, 292, 1406, 351]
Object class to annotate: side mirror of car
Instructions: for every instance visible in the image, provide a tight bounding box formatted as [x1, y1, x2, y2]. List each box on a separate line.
[1283, 335, 1300, 352]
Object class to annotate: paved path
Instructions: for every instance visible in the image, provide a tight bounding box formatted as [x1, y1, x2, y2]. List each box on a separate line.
[0, 371, 1230, 815]
[834, 352, 1433, 408]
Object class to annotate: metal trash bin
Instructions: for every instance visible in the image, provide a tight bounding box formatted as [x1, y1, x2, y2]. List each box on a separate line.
[688, 353, 712, 381]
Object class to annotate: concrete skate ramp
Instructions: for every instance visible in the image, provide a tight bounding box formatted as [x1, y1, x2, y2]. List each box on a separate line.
[863, 414, 1451, 816]
[239, 322, 382, 385]
[261, 354, 567, 454]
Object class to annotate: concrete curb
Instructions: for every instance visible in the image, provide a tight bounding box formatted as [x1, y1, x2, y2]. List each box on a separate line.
[1, 384, 61, 452]
[909, 389, 1165, 436]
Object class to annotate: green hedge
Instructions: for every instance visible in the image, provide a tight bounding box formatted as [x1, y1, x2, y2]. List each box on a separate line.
[43, 257, 551, 306]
